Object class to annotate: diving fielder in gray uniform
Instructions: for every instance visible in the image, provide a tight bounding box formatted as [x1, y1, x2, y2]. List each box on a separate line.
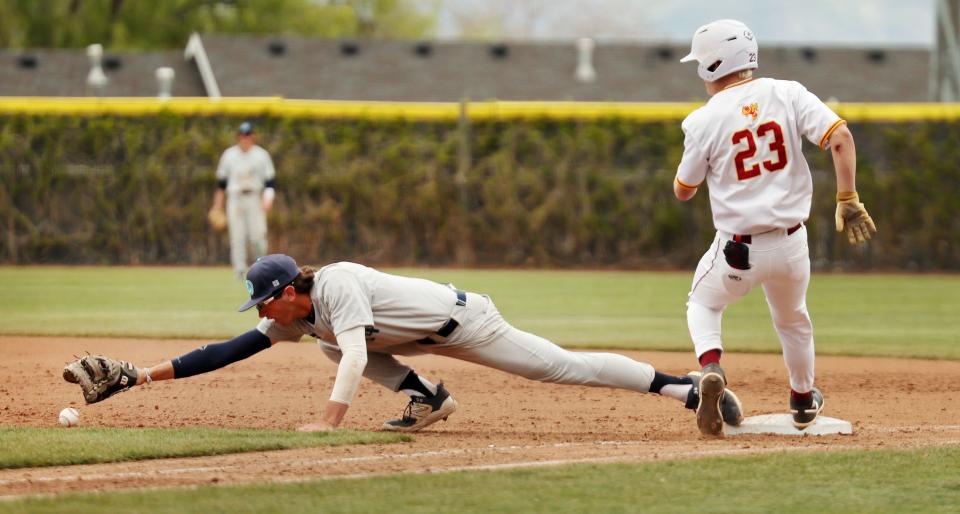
[210, 122, 277, 279]
[63, 254, 743, 434]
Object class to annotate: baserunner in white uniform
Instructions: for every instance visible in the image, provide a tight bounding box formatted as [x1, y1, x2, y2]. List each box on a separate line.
[210, 121, 277, 279]
[63, 254, 745, 434]
[672, 19, 877, 436]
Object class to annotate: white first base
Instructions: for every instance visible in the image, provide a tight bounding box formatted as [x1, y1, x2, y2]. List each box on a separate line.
[723, 414, 853, 436]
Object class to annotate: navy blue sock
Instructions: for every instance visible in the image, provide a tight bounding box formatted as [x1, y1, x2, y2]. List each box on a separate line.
[397, 371, 434, 396]
[172, 329, 271, 379]
[649, 371, 693, 394]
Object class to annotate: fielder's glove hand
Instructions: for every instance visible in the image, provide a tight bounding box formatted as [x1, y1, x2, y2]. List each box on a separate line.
[835, 191, 877, 245]
[63, 355, 140, 404]
[207, 207, 228, 232]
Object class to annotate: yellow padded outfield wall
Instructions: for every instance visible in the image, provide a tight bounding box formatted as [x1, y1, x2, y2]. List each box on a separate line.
[0, 97, 959, 122]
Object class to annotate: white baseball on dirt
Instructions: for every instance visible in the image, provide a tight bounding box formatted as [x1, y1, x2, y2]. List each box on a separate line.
[58, 407, 80, 427]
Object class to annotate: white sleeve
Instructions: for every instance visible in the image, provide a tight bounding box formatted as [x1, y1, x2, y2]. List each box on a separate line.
[328, 325, 368, 405]
[215, 148, 231, 181]
[262, 148, 276, 181]
[676, 118, 709, 188]
[320, 269, 374, 336]
[791, 81, 844, 149]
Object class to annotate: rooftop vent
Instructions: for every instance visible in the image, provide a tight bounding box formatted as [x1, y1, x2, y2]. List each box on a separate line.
[801, 47, 817, 62]
[340, 41, 360, 56]
[575, 38, 596, 83]
[86, 44, 108, 92]
[866, 50, 886, 64]
[414, 41, 432, 57]
[268, 39, 286, 56]
[490, 43, 509, 59]
[17, 54, 38, 69]
[155, 67, 175, 99]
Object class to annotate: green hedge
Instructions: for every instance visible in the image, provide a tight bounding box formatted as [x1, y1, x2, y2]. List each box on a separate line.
[0, 115, 956, 269]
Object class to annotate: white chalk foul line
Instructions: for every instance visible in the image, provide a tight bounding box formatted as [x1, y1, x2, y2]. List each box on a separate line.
[874, 425, 960, 433]
[0, 440, 642, 489]
[0, 443, 565, 488]
[182, 437, 960, 486]
[3, 435, 960, 500]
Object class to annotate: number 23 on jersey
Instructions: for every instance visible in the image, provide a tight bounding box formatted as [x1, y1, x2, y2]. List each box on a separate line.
[732, 121, 788, 181]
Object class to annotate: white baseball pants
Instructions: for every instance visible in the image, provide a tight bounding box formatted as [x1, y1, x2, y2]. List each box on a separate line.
[686, 225, 815, 393]
[227, 193, 268, 274]
[319, 292, 656, 394]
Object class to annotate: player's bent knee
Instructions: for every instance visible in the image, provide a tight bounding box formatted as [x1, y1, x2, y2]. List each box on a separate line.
[772, 308, 812, 328]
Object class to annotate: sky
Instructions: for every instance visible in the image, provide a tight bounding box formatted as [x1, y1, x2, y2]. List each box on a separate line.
[433, 0, 938, 47]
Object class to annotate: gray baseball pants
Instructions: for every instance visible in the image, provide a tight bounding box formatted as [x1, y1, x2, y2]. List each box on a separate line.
[319, 292, 656, 394]
[227, 192, 268, 274]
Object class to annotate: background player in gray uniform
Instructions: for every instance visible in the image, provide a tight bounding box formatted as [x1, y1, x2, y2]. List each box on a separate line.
[63, 254, 744, 434]
[210, 121, 277, 279]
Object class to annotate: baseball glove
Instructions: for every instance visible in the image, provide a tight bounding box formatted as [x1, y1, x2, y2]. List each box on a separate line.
[835, 191, 877, 245]
[207, 207, 228, 232]
[62, 355, 140, 404]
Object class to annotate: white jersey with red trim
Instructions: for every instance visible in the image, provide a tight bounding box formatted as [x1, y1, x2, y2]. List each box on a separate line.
[675, 77, 843, 235]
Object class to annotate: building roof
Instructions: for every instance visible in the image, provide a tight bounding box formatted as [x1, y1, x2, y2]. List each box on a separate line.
[197, 34, 931, 102]
[0, 35, 932, 102]
[0, 49, 205, 97]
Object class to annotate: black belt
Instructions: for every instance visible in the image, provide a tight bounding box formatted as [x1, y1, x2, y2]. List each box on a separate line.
[436, 290, 466, 336]
[419, 290, 466, 343]
[733, 223, 802, 245]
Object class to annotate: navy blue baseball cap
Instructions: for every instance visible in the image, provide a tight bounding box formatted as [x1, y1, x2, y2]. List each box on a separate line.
[237, 121, 254, 135]
[239, 254, 300, 312]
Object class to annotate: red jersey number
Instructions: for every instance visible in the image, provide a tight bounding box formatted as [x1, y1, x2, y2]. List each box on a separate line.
[732, 129, 760, 180]
[731, 121, 788, 180]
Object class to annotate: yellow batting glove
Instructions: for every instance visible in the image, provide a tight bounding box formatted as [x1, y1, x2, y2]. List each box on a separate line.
[835, 191, 877, 245]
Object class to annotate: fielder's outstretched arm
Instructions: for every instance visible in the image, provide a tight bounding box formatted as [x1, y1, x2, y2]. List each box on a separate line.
[134, 329, 272, 385]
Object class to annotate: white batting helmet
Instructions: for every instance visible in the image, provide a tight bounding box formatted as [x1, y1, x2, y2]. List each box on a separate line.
[680, 19, 758, 82]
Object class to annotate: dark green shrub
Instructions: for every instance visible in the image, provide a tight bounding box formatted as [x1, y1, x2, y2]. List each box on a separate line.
[0, 114, 955, 269]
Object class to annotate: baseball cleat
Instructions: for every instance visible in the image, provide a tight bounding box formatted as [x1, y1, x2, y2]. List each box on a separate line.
[382, 382, 457, 432]
[790, 387, 825, 429]
[686, 371, 744, 427]
[695, 363, 727, 436]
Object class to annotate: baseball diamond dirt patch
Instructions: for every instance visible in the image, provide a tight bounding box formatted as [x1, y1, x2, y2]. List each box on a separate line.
[2, 336, 959, 498]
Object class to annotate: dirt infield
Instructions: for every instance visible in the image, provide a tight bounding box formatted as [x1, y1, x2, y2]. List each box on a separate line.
[2, 336, 960, 498]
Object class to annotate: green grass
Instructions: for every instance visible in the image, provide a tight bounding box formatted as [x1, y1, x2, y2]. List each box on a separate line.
[0, 266, 259, 339]
[0, 266, 957, 359]
[0, 427, 409, 469]
[3, 446, 959, 514]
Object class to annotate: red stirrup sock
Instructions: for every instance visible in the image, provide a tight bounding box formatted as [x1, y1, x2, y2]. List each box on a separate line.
[698, 349, 722, 368]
